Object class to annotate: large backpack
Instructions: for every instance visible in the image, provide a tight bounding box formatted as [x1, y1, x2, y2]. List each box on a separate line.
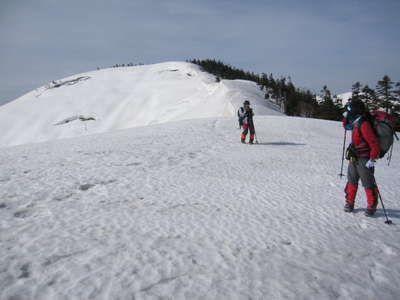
[369, 110, 399, 160]
[237, 107, 244, 127]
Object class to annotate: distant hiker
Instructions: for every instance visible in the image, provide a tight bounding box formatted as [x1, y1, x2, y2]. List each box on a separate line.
[238, 100, 255, 144]
[342, 99, 380, 216]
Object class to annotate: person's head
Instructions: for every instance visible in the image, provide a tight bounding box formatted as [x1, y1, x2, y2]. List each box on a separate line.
[345, 99, 366, 122]
[243, 100, 250, 108]
[349, 99, 365, 115]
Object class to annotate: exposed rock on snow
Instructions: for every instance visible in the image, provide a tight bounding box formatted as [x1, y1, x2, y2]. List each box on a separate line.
[54, 115, 96, 126]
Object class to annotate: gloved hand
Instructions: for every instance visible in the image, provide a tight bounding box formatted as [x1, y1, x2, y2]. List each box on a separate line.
[345, 124, 353, 130]
[342, 112, 353, 130]
[365, 159, 376, 169]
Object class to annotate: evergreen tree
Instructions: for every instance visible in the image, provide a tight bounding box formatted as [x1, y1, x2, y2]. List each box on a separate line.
[317, 86, 341, 120]
[321, 85, 332, 101]
[351, 82, 362, 101]
[189, 59, 317, 118]
[395, 82, 400, 99]
[332, 95, 342, 107]
[376, 75, 395, 113]
[393, 82, 400, 115]
[361, 85, 379, 111]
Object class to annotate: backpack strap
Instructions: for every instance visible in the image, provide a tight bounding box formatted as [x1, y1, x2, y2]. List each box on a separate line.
[352, 116, 363, 128]
[353, 117, 371, 156]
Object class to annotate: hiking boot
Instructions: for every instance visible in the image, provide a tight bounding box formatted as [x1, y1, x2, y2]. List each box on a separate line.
[365, 209, 376, 217]
[344, 203, 354, 213]
[249, 140, 254, 144]
[241, 139, 246, 144]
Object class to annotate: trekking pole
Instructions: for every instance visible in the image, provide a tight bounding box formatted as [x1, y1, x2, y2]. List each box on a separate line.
[387, 132, 399, 166]
[372, 176, 393, 224]
[387, 144, 394, 166]
[338, 130, 347, 178]
[254, 123, 259, 144]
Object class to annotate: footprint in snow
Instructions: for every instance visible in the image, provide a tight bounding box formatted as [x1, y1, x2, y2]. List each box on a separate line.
[374, 241, 398, 256]
[53, 193, 73, 202]
[18, 263, 30, 279]
[188, 152, 197, 159]
[79, 180, 115, 192]
[79, 183, 95, 191]
[14, 209, 31, 218]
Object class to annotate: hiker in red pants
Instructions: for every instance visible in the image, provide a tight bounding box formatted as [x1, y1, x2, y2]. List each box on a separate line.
[237, 100, 255, 144]
[343, 99, 380, 216]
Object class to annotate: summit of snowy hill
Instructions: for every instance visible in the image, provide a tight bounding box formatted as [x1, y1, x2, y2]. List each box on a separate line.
[1, 116, 399, 299]
[0, 62, 282, 148]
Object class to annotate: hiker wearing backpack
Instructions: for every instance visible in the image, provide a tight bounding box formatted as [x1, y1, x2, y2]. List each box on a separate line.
[238, 100, 255, 144]
[342, 99, 380, 216]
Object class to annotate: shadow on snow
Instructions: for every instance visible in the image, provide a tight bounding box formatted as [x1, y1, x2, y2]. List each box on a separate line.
[379, 209, 400, 221]
[255, 142, 306, 146]
[352, 208, 400, 223]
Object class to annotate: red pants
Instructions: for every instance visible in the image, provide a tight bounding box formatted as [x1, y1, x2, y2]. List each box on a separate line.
[241, 123, 255, 141]
[345, 182, 378, 210]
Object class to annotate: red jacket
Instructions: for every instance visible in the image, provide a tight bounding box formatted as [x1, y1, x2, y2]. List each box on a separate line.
[348, 118, 380, 159]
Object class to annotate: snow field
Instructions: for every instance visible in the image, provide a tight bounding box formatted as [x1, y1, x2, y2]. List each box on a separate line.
[1, 116, 399, 299]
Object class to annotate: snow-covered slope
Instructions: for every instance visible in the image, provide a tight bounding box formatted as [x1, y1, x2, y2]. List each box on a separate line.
[1, 116, 399, 299]
[0, 62, 281, 147]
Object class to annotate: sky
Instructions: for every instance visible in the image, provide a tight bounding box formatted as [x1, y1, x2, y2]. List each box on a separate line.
[1, 0, 399, 105]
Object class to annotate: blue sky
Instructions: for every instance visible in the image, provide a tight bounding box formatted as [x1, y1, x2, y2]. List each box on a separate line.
[1, 0, 399, 105]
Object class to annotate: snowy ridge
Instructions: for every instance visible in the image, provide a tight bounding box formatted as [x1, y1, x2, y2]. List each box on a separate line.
[0, 62, 281, 148]
[1, 116, 399, 299]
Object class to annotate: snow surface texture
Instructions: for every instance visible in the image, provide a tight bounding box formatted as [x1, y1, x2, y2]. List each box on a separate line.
[0, 62, 281, 148]
[1, 116, 400, 300]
